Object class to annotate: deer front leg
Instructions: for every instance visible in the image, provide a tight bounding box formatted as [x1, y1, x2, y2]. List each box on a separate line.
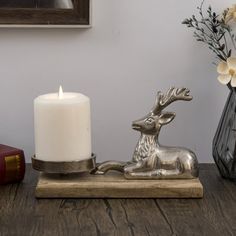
[125, 153, 160, 174]
[124, 157, 183, 179]
[124, 157, 156, 178]
[124, 159, 146, 174]
[91, 161, 128, 175]
[124, 168, 182, 179]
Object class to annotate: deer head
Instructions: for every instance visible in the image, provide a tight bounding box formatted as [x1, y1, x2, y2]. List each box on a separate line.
[132, 87, 192, 135]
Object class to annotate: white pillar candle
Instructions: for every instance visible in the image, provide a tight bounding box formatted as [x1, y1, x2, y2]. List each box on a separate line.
[34, 86, 91, 162]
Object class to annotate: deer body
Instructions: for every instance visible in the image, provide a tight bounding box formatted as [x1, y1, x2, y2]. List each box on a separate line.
[124, 133, 198, 179]
[93, 87, 199, 180]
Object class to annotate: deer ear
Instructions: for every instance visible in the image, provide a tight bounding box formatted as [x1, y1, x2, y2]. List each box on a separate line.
[158, 112, 176, 125]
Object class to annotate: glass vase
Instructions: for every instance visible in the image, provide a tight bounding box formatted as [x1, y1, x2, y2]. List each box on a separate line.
[213, 88, 236, 179]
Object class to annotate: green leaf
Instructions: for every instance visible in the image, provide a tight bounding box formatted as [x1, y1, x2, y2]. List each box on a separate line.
[218, 33, 225, 41]
[217, 54, 226, 61]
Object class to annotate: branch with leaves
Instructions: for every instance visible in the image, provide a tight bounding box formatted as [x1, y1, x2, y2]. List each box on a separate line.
[183, 1, 236, 88]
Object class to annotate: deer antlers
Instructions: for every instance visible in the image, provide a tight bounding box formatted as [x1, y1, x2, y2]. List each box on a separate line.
[151, 87, 192, 115]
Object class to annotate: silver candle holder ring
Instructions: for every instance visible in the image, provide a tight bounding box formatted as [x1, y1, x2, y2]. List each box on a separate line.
[31, 154, 96, 174]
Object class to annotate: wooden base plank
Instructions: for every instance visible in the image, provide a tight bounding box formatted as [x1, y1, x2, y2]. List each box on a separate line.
[36, 172, 204, 199]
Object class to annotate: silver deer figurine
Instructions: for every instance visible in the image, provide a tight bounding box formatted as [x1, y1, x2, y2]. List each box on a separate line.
[93, 87, 199, 179]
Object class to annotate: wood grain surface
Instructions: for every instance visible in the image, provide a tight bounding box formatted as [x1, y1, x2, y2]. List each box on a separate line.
[36, 172, 203, 198]
[0, 164, 235, 236]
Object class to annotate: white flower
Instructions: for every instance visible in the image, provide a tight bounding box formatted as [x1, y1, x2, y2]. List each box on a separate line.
[224, 5, 236, 23]
[217, 57, 236, 87]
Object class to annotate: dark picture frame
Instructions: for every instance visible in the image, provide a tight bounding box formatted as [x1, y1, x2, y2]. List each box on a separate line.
[0, 0, 90, 27]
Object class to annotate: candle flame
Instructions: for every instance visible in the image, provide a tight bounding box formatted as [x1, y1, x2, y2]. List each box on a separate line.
[58, 86, 64, 99]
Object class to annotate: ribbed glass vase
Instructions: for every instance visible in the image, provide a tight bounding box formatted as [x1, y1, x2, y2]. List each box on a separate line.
[213, 88, 236, 179]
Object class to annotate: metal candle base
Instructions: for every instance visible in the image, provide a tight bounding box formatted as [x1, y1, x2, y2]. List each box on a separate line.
[31, 154, 96, 174]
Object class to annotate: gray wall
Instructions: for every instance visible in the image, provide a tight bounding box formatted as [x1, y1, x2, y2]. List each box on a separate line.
[0, 0, 233, 163]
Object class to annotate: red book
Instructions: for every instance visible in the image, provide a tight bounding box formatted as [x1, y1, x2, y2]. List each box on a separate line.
[0, 144, 25, 184]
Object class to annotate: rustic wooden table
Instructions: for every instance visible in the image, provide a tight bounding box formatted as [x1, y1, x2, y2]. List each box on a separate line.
[0, 164, 236, 236]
